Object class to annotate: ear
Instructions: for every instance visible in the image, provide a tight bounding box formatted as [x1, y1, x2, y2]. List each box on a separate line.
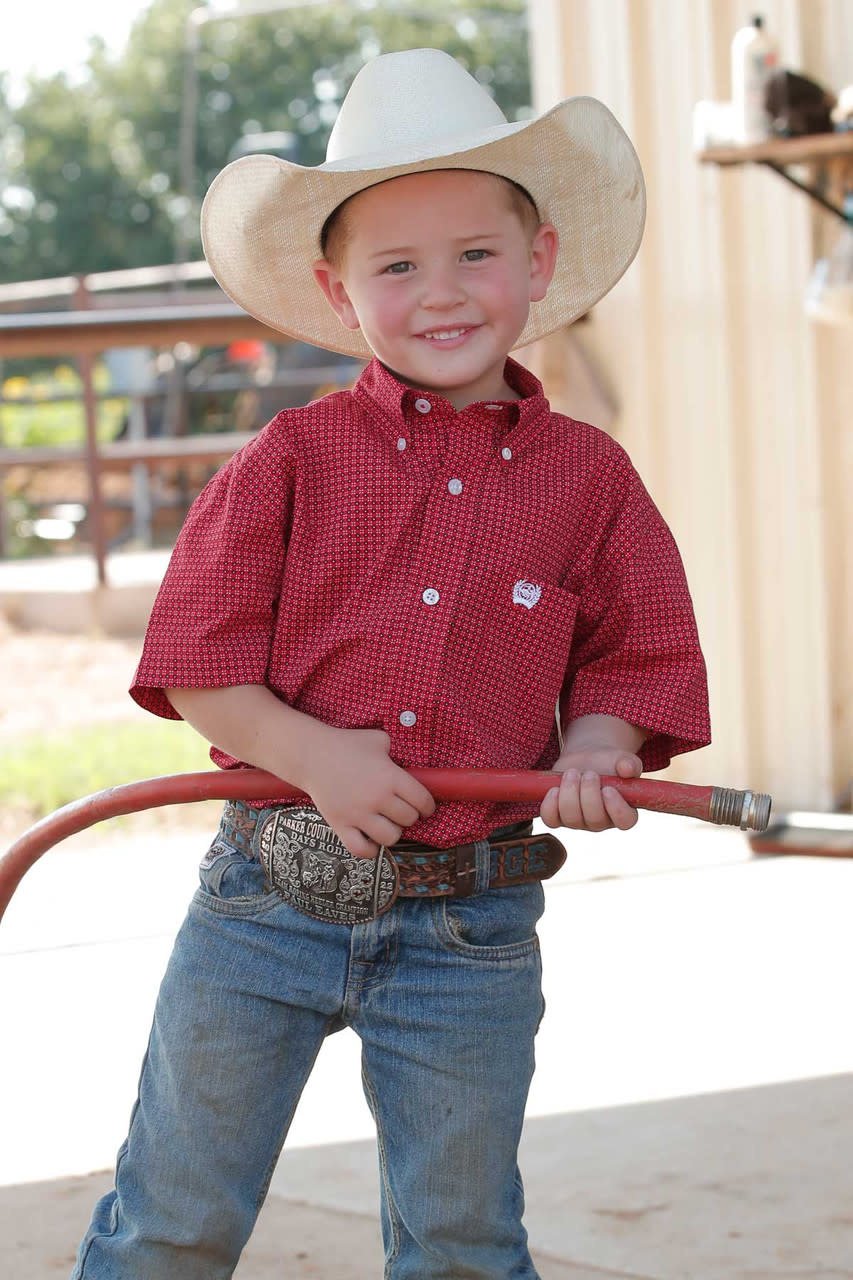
[311, 260, 361, 331]
[528, 223, 559, 304]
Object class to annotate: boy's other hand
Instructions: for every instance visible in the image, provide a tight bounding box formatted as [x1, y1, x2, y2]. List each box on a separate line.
[302, 726, 436, 858]
[539, 747, 641, 833]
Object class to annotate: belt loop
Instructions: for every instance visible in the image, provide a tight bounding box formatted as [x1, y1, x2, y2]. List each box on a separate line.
[473, 838, 492, 894]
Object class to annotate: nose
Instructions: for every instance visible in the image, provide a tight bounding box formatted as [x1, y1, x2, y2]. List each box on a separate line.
[419, 264, 466, 310]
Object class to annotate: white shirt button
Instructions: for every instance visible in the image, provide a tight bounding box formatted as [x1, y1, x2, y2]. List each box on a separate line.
[397, 436, 407, 451]
[422, 588, 440, 605]
[501, 447, 512, 461]
[399, 710, 417, 727]
[414, 398, 431, 414]
[447, 478, 463, 495]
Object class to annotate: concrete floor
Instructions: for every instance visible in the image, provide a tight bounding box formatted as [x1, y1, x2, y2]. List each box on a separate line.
[3, 811, 853, 1278]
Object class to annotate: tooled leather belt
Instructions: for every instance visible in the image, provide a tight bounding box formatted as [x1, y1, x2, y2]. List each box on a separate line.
[220, 799, 566, 926]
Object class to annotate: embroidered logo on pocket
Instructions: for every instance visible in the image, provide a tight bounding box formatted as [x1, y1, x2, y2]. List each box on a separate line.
[512, 580, 542, 610]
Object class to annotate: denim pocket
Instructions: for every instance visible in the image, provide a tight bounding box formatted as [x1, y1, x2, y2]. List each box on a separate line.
[432, 880, 545, 960]
[194, 836, 276, 917]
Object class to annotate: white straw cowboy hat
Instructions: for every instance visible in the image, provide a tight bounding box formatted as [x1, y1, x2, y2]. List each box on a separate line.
[201, 47, 646, 359]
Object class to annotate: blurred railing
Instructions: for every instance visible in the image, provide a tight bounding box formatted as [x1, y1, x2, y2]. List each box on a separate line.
[0, 266, 358, 584]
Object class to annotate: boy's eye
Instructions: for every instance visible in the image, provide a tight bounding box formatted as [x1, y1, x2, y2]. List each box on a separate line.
[383, 261, 413, 275]
[462, 249, 490, 262]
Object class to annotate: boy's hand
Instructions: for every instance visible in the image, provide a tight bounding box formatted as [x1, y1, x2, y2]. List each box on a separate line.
[540, 747, 642, 832]
[301, 725, 435, 858]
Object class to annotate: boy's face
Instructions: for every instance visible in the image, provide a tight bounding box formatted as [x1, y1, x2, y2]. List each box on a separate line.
[312, 170, 558, 409]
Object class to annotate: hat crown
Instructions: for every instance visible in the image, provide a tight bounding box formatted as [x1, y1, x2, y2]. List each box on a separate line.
[325, 48, 508, 164]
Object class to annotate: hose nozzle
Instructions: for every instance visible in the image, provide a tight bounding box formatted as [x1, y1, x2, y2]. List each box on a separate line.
[709, 787, 772, 831]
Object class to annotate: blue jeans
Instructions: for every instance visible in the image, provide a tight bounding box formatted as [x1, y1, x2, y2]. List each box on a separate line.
[72, 816, 546, 1279]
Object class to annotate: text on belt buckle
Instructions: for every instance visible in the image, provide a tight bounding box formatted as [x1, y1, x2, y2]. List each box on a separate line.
[257, 805, 399, 925]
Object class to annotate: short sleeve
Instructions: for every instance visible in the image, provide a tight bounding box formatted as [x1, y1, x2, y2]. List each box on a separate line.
[560, 448, 711, 771]
[130, 415, 296, 719]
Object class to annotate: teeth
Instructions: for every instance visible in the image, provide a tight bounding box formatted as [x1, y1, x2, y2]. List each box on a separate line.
[424, 328, 467, 340]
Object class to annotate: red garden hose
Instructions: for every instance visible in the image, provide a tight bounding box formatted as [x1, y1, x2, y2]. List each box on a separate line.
[0, 769, 771, 922]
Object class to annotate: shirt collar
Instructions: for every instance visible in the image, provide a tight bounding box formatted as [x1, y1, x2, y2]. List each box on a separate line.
[351, 356, 551, 451]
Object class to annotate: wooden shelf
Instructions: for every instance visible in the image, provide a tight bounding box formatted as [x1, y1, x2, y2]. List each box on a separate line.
[698, 130, 853, 223]
[699, 131, 853, 166]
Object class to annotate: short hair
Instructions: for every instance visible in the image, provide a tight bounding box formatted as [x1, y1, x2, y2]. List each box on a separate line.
[319, 171, 540, 268]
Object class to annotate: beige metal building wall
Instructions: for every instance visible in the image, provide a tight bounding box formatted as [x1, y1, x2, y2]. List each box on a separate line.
[528, 0, 852, 810]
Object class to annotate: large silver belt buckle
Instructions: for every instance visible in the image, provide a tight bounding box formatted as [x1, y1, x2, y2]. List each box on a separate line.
[257, 805, 399, 925]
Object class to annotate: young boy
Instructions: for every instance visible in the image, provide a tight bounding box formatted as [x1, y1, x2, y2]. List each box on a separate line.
[72, 48, 709, 1279]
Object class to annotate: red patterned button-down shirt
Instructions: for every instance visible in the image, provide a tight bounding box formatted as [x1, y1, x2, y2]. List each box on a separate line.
[132, 357, 710, 846]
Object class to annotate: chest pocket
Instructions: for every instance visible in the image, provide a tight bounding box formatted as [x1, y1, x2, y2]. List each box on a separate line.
[450, 574, 580, 751]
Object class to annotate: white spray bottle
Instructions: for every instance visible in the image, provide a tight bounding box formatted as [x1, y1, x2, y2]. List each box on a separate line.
[731, 14, 779, 143]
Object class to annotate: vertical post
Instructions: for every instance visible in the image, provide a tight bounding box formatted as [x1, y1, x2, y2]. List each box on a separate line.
[128, 397, 153, 546]
[176, 13, 202, 273]
[75, 278, 108, 587]
[0, 359, 7, 560]
[162, 12, 203, 441]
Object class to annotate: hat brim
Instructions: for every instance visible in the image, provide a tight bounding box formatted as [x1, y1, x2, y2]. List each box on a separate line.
[201, 96, 646, 358]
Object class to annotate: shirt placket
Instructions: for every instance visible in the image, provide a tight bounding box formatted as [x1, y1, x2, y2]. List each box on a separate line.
[388, 396, 505, 744]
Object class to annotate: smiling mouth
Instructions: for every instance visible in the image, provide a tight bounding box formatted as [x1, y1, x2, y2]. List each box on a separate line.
[418, 326, 478, 344]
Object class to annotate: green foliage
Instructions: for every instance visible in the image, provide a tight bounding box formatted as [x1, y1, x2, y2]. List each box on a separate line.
[0, 0, 530, 283]
[0, 718, 213, 819]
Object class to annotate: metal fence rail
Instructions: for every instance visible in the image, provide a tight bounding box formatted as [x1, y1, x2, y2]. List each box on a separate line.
[0, 289, 355, 581]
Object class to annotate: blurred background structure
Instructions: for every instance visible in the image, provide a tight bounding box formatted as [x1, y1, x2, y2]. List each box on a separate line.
[0, 0, 851, 818]
[0, 0, 530, 574]
[529, 0, 852, 817]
